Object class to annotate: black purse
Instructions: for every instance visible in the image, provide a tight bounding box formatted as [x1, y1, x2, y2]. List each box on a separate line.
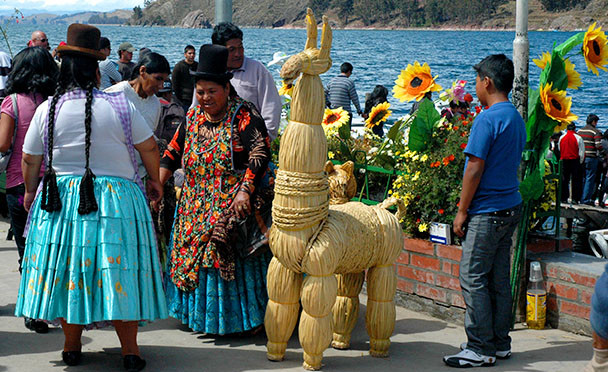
[234, 199, 272, 259]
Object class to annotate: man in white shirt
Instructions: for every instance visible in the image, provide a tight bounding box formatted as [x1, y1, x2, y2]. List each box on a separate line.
[191, 22, 281, 140]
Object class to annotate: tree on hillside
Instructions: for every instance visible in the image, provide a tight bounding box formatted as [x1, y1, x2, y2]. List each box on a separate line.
[133, 6, 143, 20]
[540, 0, 591, 11]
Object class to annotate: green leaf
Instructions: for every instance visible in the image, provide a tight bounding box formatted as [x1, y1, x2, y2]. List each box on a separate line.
[339, 140, 352, 161]
[376, 154, 396, 168]
[554, 32, 585, 57]
[338, 121, 351, 140]
[539, 51, 567, 91]
[408, 99, 440, 152]
[520, 169, 545, 202]
[387, 119, 404, 142]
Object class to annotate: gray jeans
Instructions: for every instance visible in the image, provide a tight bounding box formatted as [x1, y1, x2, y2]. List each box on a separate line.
[459, 204, 521, 356]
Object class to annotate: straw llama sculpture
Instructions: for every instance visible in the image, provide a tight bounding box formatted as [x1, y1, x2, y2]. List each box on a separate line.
[265, 9, 403, 370]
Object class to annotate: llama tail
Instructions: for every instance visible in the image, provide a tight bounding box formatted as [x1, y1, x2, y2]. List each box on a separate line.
[377, 197, 406, 222]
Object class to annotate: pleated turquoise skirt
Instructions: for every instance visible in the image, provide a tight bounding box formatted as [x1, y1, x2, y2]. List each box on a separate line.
[166, 250, 272, 335]
[14, 175, 168, 326]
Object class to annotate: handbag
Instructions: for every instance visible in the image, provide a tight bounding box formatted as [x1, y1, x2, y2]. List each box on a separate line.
[0, 94, 18, 172]
[234, 197, 272, 259]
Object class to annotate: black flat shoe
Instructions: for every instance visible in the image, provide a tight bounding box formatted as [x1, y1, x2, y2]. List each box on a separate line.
[123, 355, 146, 372]
[24, 318, 49, 333]
[62, 351, 82, 366]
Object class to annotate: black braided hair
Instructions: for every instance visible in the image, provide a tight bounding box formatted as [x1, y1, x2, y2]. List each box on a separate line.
[40, 84, 64, 212]
[41, 55, 99, 214]
[77, 82, 98, 214]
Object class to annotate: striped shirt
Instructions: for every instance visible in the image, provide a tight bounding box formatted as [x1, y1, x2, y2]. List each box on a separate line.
[99, 59, 122, 90]
[0, 51, 11, 98]
[577, 124, 603, 158]
[325, 74, 362, 114]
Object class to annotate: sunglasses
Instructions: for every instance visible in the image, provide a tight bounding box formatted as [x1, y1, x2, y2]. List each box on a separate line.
[38, 38, 48, 42]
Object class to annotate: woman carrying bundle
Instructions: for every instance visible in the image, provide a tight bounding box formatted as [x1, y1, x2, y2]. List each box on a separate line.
[14, 24, 166, 371]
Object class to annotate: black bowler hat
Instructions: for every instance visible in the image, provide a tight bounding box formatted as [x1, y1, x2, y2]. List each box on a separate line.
[190, 44, 233, 81]
[56, 24, 105, 60]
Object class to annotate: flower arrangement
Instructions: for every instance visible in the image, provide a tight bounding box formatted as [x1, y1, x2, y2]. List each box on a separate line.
[393, 61, 442, 102]
[365, 102, 391, 129]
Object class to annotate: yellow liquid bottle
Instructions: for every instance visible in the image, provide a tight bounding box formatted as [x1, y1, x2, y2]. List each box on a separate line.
[526, 261, 546, 330]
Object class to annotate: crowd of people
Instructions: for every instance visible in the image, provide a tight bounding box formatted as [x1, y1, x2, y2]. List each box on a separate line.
[0, 21, 607, 372]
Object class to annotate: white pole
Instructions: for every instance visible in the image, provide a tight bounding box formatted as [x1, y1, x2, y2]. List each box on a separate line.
[513, 0, 529, 120]
[215, 0, 233, 24]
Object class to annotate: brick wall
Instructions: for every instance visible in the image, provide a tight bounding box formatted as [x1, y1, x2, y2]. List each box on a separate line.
[395, 237, 605, 335]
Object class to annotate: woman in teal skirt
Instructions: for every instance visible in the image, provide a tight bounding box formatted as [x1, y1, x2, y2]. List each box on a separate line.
[160, 44, 273, 335]
[15, 24, 167, 371]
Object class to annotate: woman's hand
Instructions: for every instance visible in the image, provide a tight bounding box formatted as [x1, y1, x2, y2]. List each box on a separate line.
[24, 191, 36, 212]
[147, 179, 163, 211]
[231, 190, 251, 219]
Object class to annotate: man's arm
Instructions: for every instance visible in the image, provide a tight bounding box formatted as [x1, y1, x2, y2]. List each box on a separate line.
[577, 135, 586, 163]
[453, 155, 485, 237]
[256, 66, 282, 141]
[348, 81, 362, 115]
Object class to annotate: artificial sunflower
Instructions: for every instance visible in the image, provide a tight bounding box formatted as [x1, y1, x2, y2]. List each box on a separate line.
[539, 82, 578, 129]
[365, 102, 392, 128]
[279, 81, 293, 96]
[564, 59, 582, 89]
[532, 51, 551, 70]
[582, 22, 608, 75]
[322, 107, 350, 127]
[393, 61, 442, 102]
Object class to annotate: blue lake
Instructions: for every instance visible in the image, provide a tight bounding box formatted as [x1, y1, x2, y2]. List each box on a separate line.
[2, 24, 608, 129]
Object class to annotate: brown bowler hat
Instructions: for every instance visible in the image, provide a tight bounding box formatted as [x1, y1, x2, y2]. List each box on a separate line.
[56, 24, 106, 60]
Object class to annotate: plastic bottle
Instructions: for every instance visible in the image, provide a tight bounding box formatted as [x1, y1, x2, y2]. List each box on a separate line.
[526, 261, 547, 330]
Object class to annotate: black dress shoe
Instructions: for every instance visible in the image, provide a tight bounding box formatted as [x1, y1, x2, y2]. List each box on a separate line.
[62, 351, 82, 366]
[123, 355, 146, 371]
[32, 319, 49, 333]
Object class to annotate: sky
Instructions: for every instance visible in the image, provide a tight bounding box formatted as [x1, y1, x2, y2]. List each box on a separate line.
[0, 0, 144, 13]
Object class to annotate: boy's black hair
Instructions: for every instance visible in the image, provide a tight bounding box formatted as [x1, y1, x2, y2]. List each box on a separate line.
[567, 123, 577, 131]
[6, 46, 58, 97]
[184, 45, 195, 53]
[473, 54, 514, 94]
[340, 62, 353, 74]
[211, 22, 243, 46]
[587, 114, 599, 125]
[131, 52, 170, 80]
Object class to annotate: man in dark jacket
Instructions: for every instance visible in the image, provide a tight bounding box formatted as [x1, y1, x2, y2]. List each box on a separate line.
[171, 45, 198, 112]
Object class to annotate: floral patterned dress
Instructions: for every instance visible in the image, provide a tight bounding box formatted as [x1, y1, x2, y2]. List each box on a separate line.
[161, 96, 273, 334]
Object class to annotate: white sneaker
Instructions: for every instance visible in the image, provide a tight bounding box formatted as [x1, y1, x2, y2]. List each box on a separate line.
[460, 342, 512, 359]
[444, 348, 496, 368]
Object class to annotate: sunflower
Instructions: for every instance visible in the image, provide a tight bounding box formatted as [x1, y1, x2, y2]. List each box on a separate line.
[582, 22, 608, 75]
[532, 51, 551, 70]
[393, 61, 442, 102]
[279, 81, 293, 96]
[322, 107, 350, 127]
[564, 59, 582, 89]
[539, 82, 578, 129]
[365, 102, 392, 128]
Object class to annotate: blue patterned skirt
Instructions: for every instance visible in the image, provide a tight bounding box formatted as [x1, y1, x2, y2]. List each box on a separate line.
[14, 175, 168, 326]
[166, 249, 272, 335]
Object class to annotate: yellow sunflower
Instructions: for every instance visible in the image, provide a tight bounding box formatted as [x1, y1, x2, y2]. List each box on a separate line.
[583, 22, 608, 75]
[393, 61, 442, 102]
[279, 81, 293, 96]
[365, 102, 392, 128]
[539, 82, 578, 129]
[564, 59, 582, 89]
[322, 107, 350, 127]
[532, 51, 551, 69]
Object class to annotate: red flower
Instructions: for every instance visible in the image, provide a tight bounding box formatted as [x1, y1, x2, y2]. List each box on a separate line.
[484, 106, 489, 110]
[438, 209, 445, 215]
[180, 248, 187, 255]
[187, 157, 195, 167]
[442, 157, 450, 166]
[453, 126, 459, 131]
[448, 154, 455, 161]
[416, 218, 421, 223]
[462, 120, 469, 126]
[460, 143, 467, 149]
[475, 106, 482, 114]
[206, 154, 213, 163]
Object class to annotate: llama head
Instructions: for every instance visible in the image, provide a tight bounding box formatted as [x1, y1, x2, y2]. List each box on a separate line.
[325, 160, 357, 205]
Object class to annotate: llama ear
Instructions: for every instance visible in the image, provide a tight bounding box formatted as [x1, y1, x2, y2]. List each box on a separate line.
[324, 160, 335, 174]
[341, 161, 355, 176]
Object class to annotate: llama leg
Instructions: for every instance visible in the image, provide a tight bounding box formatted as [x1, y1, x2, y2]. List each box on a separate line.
[332, 272, 365, 349]
[299, 274, 338, 370]
[366, 265, 396, 358]
[265, 257, 303, 362]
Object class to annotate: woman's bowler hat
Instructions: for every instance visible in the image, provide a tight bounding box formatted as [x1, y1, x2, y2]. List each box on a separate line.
[56, 24, 106, 60]
[190, 44, 233, 82]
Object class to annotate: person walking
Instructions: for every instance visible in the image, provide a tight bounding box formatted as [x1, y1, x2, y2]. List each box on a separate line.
[598, 130, 608, 207]
[171, 45, 198, 112]
[579, 114, 603, 205]
[559, 122, 585, 203]
[98, 37, 122, 90]
[444, 54, 526, 368]
[163, 44, 274, 335]
[0, 46, 58, 333]
[191, 23, 282, 141]
[117, 42, 136, 81]
[325, 62, 363, 131]
[14, 24, 167, 370]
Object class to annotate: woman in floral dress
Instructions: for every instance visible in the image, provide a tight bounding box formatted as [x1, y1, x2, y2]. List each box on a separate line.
[160, 44, 273, 335]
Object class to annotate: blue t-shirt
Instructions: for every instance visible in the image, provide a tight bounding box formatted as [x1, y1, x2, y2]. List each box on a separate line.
[464, 101, 526, 214]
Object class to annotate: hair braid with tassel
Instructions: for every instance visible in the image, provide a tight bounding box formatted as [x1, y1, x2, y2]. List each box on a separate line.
[77, 82, 98, 214]
[40, 85, 64, 212]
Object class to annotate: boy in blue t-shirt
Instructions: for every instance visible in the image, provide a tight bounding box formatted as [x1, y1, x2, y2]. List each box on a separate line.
[443, 54, 526, 368]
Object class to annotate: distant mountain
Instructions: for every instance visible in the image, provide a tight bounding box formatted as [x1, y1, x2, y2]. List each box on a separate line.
[1, 9, 133, 25]
[128, 0, 608, 30]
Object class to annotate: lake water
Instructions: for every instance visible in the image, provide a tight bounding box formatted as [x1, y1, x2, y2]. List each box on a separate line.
[2, 23, 608, 130]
